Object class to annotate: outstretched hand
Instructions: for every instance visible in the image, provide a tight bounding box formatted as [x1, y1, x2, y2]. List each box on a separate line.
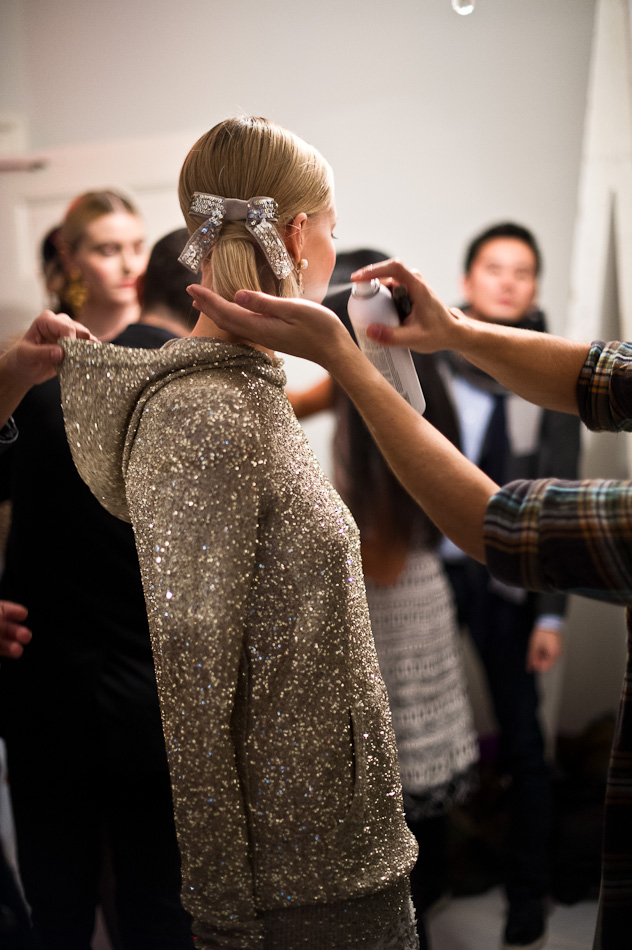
[351, 259, 467, 353]
[186, 285, 353, 368]
[1, 311, 97, 428]
[12, 310, 96, 384]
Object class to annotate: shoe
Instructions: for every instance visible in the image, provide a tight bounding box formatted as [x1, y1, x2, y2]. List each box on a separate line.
[502, 898, 546, 949]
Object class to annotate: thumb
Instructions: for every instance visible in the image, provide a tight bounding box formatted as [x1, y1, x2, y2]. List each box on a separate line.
[31, 343, 63, 368]
[48, 344, 64, 365]
[366, 323, 421, 349]
[234, 290, 295, 321]
[20, 342, 64, 382]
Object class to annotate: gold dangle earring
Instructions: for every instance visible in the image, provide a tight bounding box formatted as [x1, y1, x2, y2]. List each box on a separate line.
[65, 270, 87, 315]
[296, 258, 308, 296]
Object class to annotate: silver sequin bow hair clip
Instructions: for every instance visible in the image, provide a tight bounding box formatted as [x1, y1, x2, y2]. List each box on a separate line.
[178, 192, 295, 280]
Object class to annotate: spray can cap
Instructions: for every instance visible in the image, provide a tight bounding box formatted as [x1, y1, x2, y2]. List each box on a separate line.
[350, 278, 381, 299]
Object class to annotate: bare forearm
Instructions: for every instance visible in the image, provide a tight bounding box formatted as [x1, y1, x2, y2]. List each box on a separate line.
[448, 312, 590, 415]
[325, 338, 498, 562]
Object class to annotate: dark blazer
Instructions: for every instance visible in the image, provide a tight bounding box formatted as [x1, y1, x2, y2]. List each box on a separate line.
[436, 316, 581, 618]
[0, 323, 175, 773]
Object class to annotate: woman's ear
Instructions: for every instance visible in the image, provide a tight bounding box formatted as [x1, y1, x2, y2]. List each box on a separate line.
[284, 213, 308, 263]
[460, 272, 471, 305]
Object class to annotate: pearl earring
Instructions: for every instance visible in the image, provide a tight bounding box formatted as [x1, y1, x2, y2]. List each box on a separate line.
[295, 258, 309, 295]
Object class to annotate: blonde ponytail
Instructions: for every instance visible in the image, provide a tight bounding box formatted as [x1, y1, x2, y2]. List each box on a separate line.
[178, 117, 331, 301]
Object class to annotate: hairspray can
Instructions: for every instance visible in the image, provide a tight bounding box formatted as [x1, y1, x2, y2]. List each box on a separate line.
[347, 279, 426, 414]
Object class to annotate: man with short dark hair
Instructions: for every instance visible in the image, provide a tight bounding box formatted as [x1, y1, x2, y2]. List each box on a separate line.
[437, 222, 581, 950]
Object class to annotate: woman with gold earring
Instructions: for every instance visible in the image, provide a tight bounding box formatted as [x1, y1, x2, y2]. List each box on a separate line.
[0, 191, 195, 950]
[53, 190, 147, 337]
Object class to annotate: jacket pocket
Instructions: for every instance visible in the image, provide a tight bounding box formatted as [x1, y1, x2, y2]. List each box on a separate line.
[320, 705, 367, 841]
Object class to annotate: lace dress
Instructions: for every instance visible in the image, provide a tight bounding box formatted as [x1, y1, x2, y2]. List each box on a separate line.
[365, 548, 478, 820]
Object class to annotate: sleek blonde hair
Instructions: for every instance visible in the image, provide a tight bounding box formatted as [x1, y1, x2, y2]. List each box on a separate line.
[178, 116, 333, 300]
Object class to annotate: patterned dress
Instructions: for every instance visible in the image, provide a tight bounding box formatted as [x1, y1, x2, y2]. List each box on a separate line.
[365, 548, 478, 819]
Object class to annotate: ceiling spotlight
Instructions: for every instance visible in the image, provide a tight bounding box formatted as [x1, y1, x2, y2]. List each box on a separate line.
[452, 0, 475, 14]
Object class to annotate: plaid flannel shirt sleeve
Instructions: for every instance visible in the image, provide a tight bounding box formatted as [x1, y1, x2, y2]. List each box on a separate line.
[483, 342, 632, 606]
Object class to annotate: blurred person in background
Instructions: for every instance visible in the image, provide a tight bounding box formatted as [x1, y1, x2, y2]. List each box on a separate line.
[0, 192, 194, 950]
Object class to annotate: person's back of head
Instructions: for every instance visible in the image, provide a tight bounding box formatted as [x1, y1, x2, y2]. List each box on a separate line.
[327, 248, 390, 294]
[139, 228, 199, 333]
[41, 226, 68, 315]
[178, 116, 333, 302]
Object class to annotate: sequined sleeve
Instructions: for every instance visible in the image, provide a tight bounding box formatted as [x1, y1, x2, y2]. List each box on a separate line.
[125, 379, 265, 948]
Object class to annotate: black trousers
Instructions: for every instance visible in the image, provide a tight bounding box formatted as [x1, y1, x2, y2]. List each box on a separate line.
[6, 756, 193, 950]
[445, 561, 552, 905]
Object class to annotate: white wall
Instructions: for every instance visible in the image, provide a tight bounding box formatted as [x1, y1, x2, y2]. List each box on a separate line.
[1, 0, 595, 331]
[3, 0, 615, 738]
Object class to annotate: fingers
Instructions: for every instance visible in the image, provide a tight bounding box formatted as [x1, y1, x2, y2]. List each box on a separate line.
[46, 344, 64, 366]
[529, 654, 557, 673]
[188, 283, 316, 332]
[527, 652, 549, 673]
[526, 628, 563, 672]
[0, 601, 28, 623]
[27, 311, 95, 345]
[187, 284, 282, 339]
[351, 258, 416, 289]
[0, 627, 32, 658]
[186, 284, 350, 366]
[233, 290, 296, 319]
[0, 601, 32, 659]
[365, 322, 426, 349]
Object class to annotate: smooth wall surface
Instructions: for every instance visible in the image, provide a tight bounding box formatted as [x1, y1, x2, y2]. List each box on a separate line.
[3, 0, 618, 738]
[1, 0, 595, 330]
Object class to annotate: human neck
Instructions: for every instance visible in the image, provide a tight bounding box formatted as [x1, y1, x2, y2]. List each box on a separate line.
[190, 312, 275, 359]
[79, 300, 140, 342]
[139, 310, 189, 337]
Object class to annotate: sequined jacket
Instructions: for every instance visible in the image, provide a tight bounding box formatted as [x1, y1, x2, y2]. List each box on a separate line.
[58, 337, 417, 947]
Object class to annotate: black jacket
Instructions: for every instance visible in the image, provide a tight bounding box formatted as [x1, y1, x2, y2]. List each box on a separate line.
[0, 323, 175, 772]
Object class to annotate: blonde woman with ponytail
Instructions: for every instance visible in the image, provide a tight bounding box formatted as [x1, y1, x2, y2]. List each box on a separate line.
[57, 117, 419, 949]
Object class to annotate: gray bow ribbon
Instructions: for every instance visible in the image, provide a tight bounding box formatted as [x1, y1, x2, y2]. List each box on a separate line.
[178, 192, 294, 280]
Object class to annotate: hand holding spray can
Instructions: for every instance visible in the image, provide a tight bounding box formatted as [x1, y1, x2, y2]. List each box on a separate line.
[347, 279, 426, 415]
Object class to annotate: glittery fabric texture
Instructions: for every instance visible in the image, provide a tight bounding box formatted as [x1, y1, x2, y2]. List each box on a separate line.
[179, 193, 294, 279]
[58, 338, 417, 949]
